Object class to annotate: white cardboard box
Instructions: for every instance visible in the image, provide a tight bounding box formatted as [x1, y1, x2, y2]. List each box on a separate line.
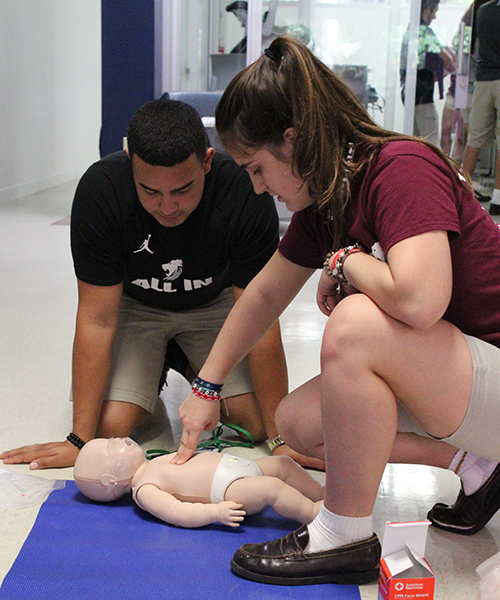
[378, 521, 435, 600]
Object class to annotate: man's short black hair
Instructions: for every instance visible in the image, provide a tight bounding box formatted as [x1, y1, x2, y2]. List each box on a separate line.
[127, 99, 208, 166]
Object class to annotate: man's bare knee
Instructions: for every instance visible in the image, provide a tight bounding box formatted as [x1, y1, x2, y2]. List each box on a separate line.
[221, 393, 266, 441]
[97, 400, 151, 438]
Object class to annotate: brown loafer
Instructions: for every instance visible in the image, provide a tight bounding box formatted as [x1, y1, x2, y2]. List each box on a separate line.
[230, 524, 381, 586]
[427, 463, 500, 535]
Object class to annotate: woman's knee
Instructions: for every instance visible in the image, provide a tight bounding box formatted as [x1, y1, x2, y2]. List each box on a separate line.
[321, 295, 385, 363]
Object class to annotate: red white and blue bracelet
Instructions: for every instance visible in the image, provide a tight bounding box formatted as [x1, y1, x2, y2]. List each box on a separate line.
[191, 376, 223, 402]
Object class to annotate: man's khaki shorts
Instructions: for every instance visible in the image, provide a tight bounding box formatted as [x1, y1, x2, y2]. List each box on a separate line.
[105, 289, 253, 413]
[467, 79, 500, 149]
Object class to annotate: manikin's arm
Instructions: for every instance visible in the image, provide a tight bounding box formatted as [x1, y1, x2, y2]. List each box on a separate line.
[0, 280, 122, 469]
[174, 252, 314, 464]
[134, 484, 246, 528]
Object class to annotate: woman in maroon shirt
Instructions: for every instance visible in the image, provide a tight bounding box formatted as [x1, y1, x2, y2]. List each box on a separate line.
[173, 35, 500, 586]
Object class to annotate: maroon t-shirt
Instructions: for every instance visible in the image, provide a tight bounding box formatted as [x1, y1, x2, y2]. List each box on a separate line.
[279, 140, 500, 346]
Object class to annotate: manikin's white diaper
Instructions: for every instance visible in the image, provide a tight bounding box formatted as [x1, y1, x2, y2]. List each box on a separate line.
[210, 454, 262, 503]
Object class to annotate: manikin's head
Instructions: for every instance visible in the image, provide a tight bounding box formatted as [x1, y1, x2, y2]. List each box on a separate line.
[74, 438, 146, 502]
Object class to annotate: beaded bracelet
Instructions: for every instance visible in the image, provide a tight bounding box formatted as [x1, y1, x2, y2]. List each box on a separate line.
[66, 432, 86, 450]
[191, 376, 223, 402]
[324, 244, 362, 293]
[191, 387, 222, 402]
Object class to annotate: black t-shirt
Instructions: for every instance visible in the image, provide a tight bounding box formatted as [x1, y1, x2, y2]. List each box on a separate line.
[476, 0, 500, 82]
[71, 151, 279, 311]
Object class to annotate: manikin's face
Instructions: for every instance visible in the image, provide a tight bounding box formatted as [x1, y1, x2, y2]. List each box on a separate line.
[230, 131, 314, 213]
[130, 149, 214, 228]
[105, 437, 145, 481]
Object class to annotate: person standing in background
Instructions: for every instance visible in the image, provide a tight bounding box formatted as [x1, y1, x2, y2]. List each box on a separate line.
[461, 0, 500, 214]
[400, 0, 455, 145]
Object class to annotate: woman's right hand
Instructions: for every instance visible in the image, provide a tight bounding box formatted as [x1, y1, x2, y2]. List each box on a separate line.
[172, 393, 221, 464]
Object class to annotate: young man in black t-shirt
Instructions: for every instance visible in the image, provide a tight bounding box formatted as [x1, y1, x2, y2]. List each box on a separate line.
[1, 100, 322, 470]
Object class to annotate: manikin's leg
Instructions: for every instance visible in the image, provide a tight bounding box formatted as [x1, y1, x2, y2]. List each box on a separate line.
[225, 476, 321, 524]
[254, 455, 324, 501]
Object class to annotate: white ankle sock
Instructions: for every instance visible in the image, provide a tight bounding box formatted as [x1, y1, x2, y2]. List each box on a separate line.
[305, 505, 373, 552]
[491, 188, 500, 205]
[449, 450, 498, 496]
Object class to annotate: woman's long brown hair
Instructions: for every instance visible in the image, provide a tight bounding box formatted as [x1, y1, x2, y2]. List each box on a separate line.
[216, 35, 469, 248]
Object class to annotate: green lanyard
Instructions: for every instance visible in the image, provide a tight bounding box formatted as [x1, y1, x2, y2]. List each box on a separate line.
[145, 423, 255, 461]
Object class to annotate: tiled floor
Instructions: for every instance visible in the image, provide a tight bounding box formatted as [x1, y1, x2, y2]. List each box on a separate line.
[1, 179, 499, 599]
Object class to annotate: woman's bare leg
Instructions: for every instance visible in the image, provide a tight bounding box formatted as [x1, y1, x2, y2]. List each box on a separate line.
[276, 379, 458, 471]
[320, 294, 472, 519]
[275, 376, 324, 460]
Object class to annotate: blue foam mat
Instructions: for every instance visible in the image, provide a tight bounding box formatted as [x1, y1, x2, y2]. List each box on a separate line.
[0, 481, 361, 600]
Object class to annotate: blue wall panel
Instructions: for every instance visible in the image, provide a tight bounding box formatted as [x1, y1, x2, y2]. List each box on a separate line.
[101, 0, 156, 157]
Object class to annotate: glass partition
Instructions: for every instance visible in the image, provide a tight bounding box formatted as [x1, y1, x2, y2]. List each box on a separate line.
[162, 0, 473, 139]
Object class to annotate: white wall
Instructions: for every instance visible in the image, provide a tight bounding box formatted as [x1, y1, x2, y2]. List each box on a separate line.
[0, 1, 101, 203]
